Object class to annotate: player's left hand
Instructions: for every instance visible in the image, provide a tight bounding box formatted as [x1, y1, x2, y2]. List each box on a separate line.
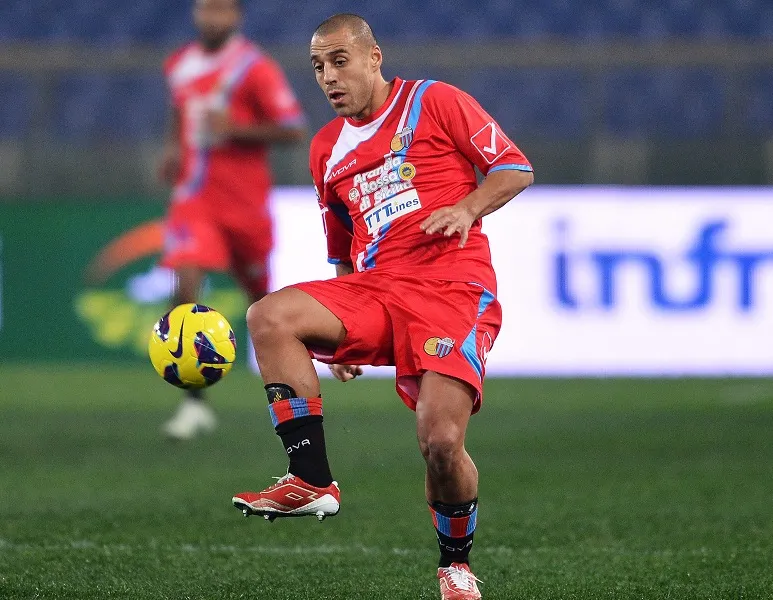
[420, 204, 478, 248]
[328, 364, 364, 382]
[204, 109, 235, 141]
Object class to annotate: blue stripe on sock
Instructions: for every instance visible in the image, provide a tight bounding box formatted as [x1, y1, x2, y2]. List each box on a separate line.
[434, 512, 452, 536]
[466, 507, 478, 535]
[290, 397, 310, 418]
[268, 403, 279, 428]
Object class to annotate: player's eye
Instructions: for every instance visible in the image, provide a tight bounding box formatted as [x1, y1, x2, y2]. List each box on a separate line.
[335, 59, 346, 67]
[313, 64, 323, 73]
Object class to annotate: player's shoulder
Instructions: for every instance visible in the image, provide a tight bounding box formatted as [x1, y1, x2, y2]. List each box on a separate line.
[240, 38, 268, 63]
[310, 119, 346, 154]
[421, 80, 471, 106]
[163, 42, 196, 75]
[309, 118, 346, 177]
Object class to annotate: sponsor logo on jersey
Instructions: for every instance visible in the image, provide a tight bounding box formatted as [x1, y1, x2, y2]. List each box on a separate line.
[390, 126, 414, 153]
[362, 188, 422, 234]
[398, 162, 416, 181]
[424, 336, 455, 358]
[348, 187, 360, 203]
[330, 158, 357, 179]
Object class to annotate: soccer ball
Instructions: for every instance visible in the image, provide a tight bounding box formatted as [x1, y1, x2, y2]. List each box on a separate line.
[148, 303, 236, 389]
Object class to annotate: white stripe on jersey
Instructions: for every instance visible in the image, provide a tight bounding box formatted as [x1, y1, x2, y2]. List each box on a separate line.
[323, 81, 406, 183]
[168, 36, 253, 89]
[395, 80, 424, 133]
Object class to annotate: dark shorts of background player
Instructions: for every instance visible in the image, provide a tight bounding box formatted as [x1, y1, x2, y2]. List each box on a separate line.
[160, 196, 273, 298]
[292, 272, 502, 414]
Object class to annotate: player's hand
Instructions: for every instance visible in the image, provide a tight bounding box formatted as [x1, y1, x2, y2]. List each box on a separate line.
[158, 145, 181, 185]
[327, 364, 364, 382]
[204, 109, 235, 141]
[420, 203, 478, 248]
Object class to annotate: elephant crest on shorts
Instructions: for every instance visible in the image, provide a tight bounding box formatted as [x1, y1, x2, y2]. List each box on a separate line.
[424, 336, 455, 358]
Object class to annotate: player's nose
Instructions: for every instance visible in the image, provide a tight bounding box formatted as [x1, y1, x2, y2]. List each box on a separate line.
[322, 65, 337, 85]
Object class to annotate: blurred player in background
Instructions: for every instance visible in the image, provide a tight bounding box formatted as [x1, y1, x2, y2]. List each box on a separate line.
[158, 0, 306, 439]
[232, 14, 533, 600]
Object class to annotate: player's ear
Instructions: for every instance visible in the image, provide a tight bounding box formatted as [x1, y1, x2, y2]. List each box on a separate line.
[371, 45, 383, 72]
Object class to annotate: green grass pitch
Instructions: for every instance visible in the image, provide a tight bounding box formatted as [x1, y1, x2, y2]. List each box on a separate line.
[1, 365, 772, 599]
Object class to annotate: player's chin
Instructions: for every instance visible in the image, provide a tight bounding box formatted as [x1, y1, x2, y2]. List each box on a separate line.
[329, 102, 355, 117]
[200, 29, 230, 47]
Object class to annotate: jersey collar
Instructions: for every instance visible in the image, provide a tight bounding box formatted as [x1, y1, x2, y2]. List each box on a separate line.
[345, 77, 403, 128]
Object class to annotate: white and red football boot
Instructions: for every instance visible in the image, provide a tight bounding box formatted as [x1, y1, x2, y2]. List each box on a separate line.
[232, 473, 340, 522]
[437, 563, 482, 600]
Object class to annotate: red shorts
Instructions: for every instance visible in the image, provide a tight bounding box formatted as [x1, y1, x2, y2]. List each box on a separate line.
[160, 197, 273, 296]
[293, 272, 502, 414]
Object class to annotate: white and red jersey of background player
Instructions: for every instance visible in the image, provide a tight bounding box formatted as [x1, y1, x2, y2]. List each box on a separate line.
[310, 77, 532, 292]
[165, 34, 305, 206]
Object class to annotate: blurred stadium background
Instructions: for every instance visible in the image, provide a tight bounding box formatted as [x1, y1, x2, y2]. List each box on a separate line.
[1, 0, 772, 196]
[1, 2, 772, 599]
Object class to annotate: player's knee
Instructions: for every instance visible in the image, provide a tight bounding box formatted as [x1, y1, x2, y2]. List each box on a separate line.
[419, 429, 464, 475]
[246, 294, 292, 346]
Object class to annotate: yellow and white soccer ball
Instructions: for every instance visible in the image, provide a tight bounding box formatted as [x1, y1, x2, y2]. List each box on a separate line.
[148, 303, 236, 389]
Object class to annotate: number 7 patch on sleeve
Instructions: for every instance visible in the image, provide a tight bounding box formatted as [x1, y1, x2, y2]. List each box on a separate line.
[470, 122, 511, 164]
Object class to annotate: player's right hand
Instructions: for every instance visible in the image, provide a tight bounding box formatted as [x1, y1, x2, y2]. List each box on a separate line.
[327, 364, 364, 382]
[158, 146, 181, 185]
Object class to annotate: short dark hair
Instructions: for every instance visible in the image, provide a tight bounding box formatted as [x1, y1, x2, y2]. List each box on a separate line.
[313, 13, 377, 47]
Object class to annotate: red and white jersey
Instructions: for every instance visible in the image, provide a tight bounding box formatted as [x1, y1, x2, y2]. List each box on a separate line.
[165, 35, 304, 207]
[310, 77, 532, 292]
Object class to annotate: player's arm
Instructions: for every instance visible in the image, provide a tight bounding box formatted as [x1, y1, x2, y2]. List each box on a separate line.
[420, 84, 533, 247]
[335, 262, 354, 277]
[207, 58, 306, 145]
[158, 104, 182, 185]
[328, 242, 359, 381]
[421, 169, 532, 247]
[207, 116, 306, 144]
[311, 164, 360, 381]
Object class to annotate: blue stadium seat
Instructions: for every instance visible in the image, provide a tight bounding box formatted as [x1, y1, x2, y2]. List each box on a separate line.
[0, 0, 769, 42]
[743, 69, 773, 135]
[54, 73, 166, 141]
[602, 68, 725, 138]
[461, 69, 588, 139]
[0, 73, 35, 138]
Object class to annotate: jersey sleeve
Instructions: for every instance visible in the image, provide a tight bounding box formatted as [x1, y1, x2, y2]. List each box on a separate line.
[244, 58, 306, 127]
[309, 143, 353, 265]
[162, 48, 186, 109]
[426, 82, 532, 176]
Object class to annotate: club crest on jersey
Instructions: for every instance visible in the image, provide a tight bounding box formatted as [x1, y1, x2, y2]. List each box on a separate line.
[398, 162, 416, 181]
[390, 126, 414, 153]
[348, 187, 360, 203]
[424, 336, 455, 358]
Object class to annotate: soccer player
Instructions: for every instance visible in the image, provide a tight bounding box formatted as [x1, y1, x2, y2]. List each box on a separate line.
[232, 13, 533, 600]
[158, 0, 306, 439]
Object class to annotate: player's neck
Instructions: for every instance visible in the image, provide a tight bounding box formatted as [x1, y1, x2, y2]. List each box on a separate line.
[353, 76, 393, 122]
[199, 32, 237, 53]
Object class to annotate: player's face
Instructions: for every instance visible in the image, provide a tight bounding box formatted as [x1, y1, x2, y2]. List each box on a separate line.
[194, 0, 240, 50]
[310, 29, 382, 120]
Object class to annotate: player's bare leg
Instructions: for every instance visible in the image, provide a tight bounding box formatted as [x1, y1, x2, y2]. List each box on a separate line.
[232, 288, 346, 521]
[172, 265, 205, 307]
[163, 265, 216, 440]
[417, 371, 482, 599]
[250, 288, 346, 394]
